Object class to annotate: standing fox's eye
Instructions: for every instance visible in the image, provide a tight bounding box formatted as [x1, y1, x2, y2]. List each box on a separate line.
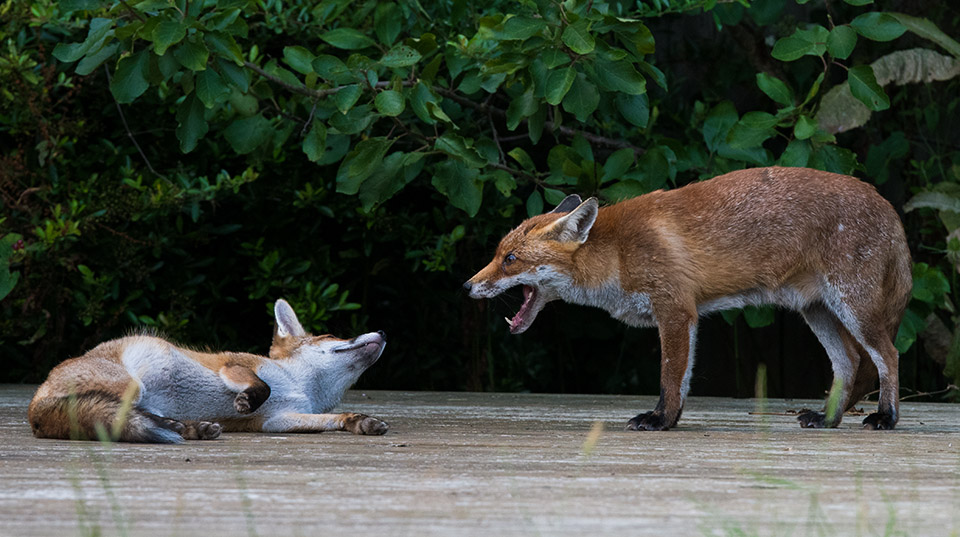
[503, 253, 517, 266]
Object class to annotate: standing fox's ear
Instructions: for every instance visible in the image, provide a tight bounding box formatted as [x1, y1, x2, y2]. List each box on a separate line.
[274, 299, 306, 338]
[550, 194, 583, 214]
[547, 197, 598, 243]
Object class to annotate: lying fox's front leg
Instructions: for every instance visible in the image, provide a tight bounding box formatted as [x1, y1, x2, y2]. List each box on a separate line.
[218, 364, 271, 414]
[627, 310, 697, 431]
[263, 413, 389, 435]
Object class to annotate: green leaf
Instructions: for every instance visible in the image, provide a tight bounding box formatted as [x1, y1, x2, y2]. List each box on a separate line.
[843, 0, 873, 5]
[616, 93, 649, 128]
[410, 82, 438, 125]
[499, 16, 547, 40]
[594, 59, 646, 95]
[850, 12, 907, 42]
[205, 31, 244, 65]
[728, 111, 777, 149]
[702, 101, 738, 152]
[380, 45, 422, 68]
[743, 305, 775, 328]
[889, 12, 960, 59]
[894, 308, 925, 354]
[432, 160, 483, 217]
[544, 67, 577, 105]
[75, 42, 118, 76]
[848, 65, 889, 111]
[506, 88, 537, 131]
[562, 19, 595, 55]
[778, 139, 811, 167]
[53, 17, 113, 63]
[911, 262, 950, 303]
[771, 34, 813, 61]
[110, 50, 150, 103]
[359, 151, 412, 210]
[756, 72, 793, 105]
[827, 25, 857, 60]
[526, 190, 544, 217]
[793, 115, 817, 140]
[375, 90, 405, 116]
[328, 104, 377, 134]
[602, 148, 635, 182]
[338, 137, 395, 194]
[904, 191, 960, 214]
[302, 122, 327, 162]
[509, 147, 535, 171]
[223, 114, 273, 154]
[312, 55, 354, 84]
[174, 39, 209, 71]
[811, 145, 859, 175]
[374, 2, 402, 46]
[561, 75, 599, 122]
[334, 84, 362, 114]
[283, 46, 316, 75]
[153, 19, 186, 56]
[217, 57, 249, 91]
[320, 28, 376, 50]
[175, 92, 208, 153]
[435, 134, 486, 168]
[195, 68, 229, 108]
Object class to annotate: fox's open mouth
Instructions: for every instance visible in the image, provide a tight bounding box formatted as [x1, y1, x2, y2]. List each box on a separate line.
[506, 285, 544, 334]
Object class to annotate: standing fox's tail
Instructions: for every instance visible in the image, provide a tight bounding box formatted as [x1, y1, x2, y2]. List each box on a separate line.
[28, 391, 184, 444]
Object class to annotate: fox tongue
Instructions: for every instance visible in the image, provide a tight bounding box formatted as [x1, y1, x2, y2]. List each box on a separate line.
[508, 285, 536, 332]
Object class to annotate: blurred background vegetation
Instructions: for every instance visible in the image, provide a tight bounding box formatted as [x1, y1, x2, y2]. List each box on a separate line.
[1, 0, 958, 401]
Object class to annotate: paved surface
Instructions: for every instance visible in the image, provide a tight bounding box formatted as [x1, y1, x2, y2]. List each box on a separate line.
[0, 384, 958, 536]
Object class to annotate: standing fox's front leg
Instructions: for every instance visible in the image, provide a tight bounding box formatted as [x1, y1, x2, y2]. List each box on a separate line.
[219, 364, 271, 414]
[263, 413, 389, 435]
[627, 310, 697, 431]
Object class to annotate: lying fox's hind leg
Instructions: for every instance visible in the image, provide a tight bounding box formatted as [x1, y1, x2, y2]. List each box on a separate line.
[263, 413, 389, 435]
[219, 364, 271, 414]
[144, 412, 222, 440]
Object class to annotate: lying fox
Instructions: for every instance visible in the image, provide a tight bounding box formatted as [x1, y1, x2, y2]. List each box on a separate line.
[28, 299, 388, 443]
[466, 166, 911, 431]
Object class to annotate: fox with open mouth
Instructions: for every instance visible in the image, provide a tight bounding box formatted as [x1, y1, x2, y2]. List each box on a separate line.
[465, 166, 911, 432]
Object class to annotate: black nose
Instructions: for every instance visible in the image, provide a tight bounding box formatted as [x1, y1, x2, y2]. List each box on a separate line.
[377, 330, 386, 340]
[463, 280, 473, 291]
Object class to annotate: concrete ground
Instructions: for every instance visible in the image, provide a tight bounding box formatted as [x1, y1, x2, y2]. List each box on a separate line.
[0, 384, 958, 536]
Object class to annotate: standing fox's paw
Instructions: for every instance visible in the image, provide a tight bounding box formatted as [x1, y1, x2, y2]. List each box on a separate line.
[342, 413, 389, 435]
[797, 410, 837, 429]
[626, 411, 671, 431]
[862, 412, 897, 430]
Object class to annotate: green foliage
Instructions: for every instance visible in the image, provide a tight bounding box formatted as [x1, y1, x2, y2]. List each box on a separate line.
[0, 0, 958, 398]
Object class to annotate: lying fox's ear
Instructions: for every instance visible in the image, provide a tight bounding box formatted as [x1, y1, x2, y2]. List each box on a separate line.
[274, 299, 306, 338]
[549, 194, 583, 214]
[547, 197, 598, 243]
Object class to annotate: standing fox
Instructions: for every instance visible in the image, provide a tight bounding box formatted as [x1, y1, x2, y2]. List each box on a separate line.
[28, 299, 388, 443]
[466, 166, 911, 431]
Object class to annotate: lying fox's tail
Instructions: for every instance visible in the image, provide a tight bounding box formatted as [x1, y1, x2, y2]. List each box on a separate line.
[28, 390, 183, 444]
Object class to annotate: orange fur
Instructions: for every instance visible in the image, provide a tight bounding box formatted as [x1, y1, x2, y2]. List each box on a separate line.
[467, 167, 911, 431]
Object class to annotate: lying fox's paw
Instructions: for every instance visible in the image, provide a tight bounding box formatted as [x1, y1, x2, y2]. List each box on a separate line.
[343, 413, 389, 435]
[234, 388, 268, 414]
[180, 420, 222, 440]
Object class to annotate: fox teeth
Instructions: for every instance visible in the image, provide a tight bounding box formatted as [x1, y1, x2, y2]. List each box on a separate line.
[505, 316, 513, 327]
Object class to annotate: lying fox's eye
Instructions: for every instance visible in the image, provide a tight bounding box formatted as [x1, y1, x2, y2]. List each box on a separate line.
[503, 253, 517, 265]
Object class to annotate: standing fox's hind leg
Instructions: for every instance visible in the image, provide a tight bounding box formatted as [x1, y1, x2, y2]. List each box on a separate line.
[797, 304, 861, 428]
